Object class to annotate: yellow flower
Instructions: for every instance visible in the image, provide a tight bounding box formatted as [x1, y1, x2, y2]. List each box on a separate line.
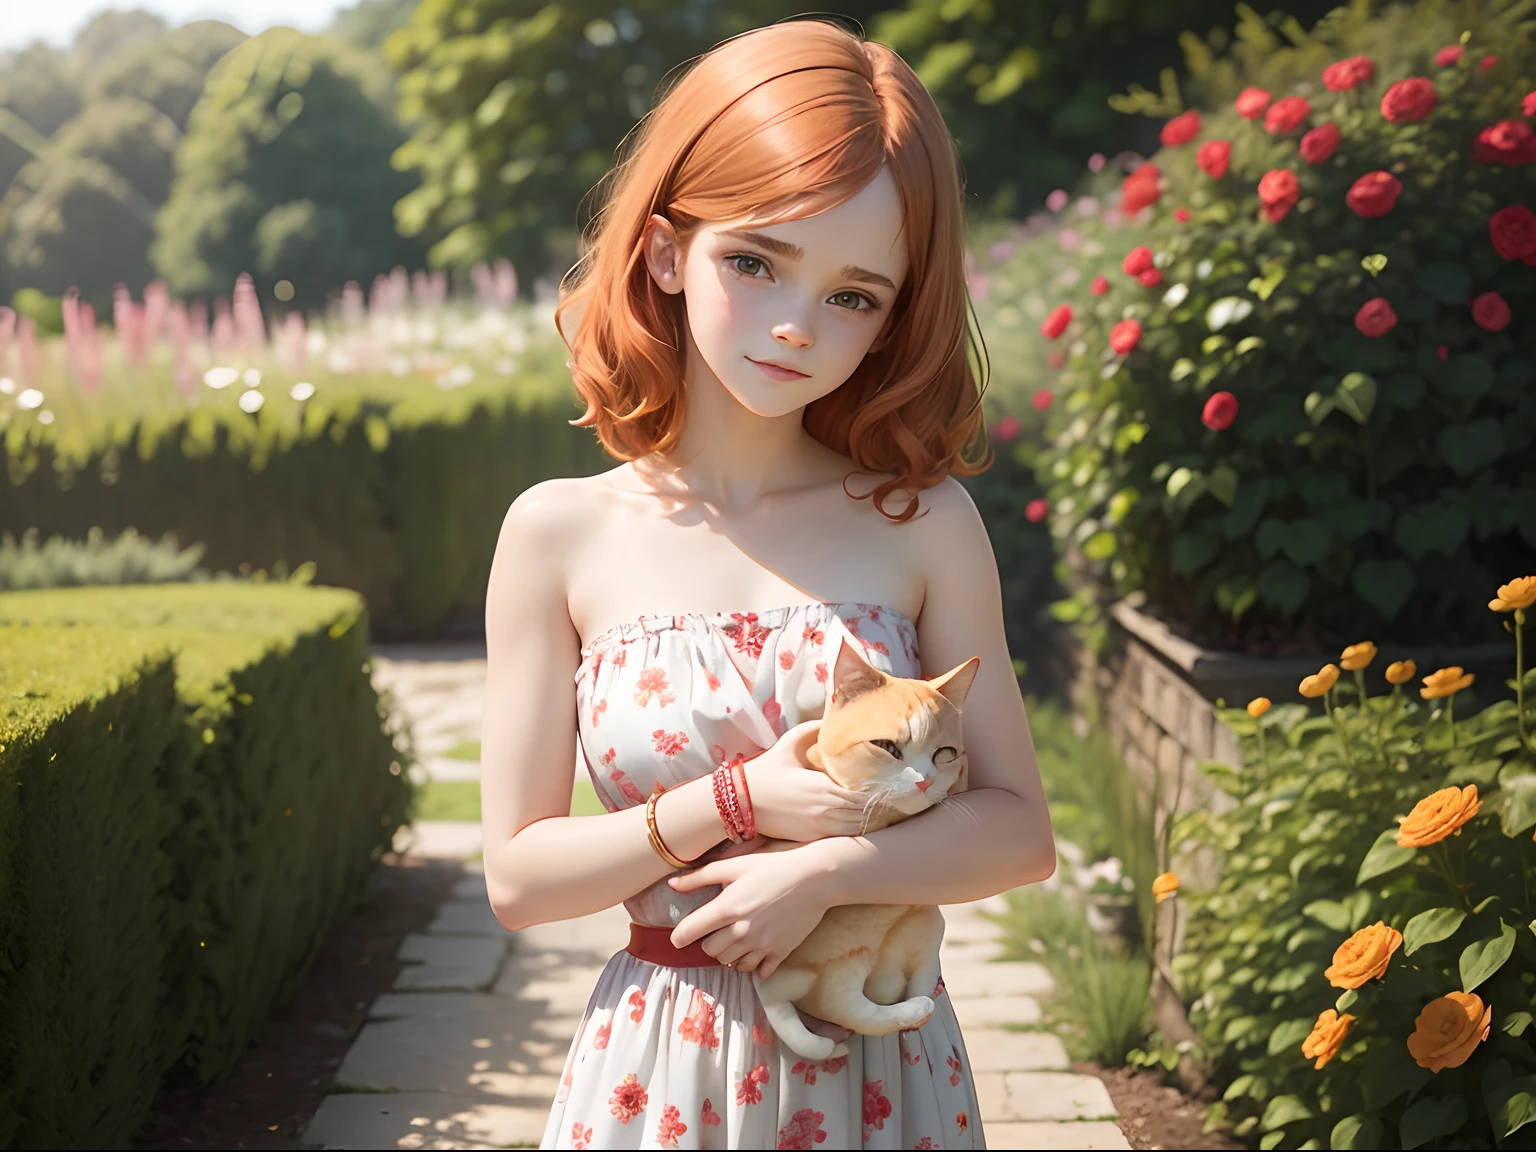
[1420, 667, 1474, 700]
[1340, 642, 1377, 671]
[1247, 697, 1271, 718]
[1397, 785, 1481, 848]
[1408, 992, 1491, 1072]
[1386, 660, 1416, 685]
[1489, 577, 1536, 612]
[1302, 1009, 1354, 1069]
[1325, 922, 1403, 989]
[1152, 872, 1180, 903]
[1299, 664, 1340, 698]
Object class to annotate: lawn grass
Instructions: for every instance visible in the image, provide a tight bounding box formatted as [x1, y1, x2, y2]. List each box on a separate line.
[414, 777, 607, 821]
[441, 740, 481, 761]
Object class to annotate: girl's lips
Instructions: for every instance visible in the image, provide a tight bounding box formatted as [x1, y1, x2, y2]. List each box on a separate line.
[746, 356, 809, 381]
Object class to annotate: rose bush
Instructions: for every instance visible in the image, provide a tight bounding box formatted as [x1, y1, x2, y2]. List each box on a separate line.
[977, 0, 1536, 658]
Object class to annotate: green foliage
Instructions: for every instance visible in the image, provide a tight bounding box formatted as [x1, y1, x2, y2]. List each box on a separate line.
[0, 526, 212, 589]
[153, 27, 424, 310]
[85, 20, 248, 130]
[0, 583, 413, 1145]
[1173, 622, 1536, 1148]
[8, 287, 62, 336]
[1006, 0, 1536, 657]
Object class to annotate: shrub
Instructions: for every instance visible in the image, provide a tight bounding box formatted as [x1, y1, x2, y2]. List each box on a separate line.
[0, 526, 211, 589]
[996, 0, 1536, 657]
[1172, 576, 1536, 1148]
[0, 584, 414, 1145]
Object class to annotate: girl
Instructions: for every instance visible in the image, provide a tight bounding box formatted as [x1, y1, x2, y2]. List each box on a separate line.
[480, 18, 1054, 1150]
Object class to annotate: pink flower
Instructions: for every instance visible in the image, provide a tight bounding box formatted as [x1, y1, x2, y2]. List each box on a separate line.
[1472, 291, 1511, 332]
[1265, 96, 1312, 135]
[1122, 247, 1155, 276]
[1138, 268, 1163, 287]
[1322, 56, 1375, 92]
[1473, 120, 1536, 165]
[1524, 91, 1536, 117]
[1202, 392, 1239, 431]
[1299, 122, 1340, 165]
[1121, 164, 1162, 215]
[1355, 298, 1397, 338]
[1235, 87, 1272, 119]
[1174, 207, 1191, 222]
[1025, 498, 1049, 523]
[1109, 319, 1142, 355]
[992, 416, 1019, 442]
[1090, 274, 1110, 296]
[1480, 55, 1497, 71]
[1490, 205, 1536, 260]
[1197, 139, 1232, 179]
[1045, 189, 1069, 212]
[1381, 78, 1437, 122]
[1032, 389, 1054, 411]
[1160, 110, 1201, 147]
[1041, 304, 1072, 339]
[1435, 45, 1465, 67]
[1346, 171, 1403, 218]
[1258, 169, 1301, 222]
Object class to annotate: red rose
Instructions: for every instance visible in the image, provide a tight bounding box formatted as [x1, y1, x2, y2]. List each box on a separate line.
[1435, 45, 1464, 67]
[1473, 120, 1536, 165]
[1299, 122, 1340, 165]
[1032, 389, 1054, 411]
[1161, 110, 1201, 147]
[1480, 55, 1497, 71]
[1109, 319, 1142, 355]
[1121, 164, 1162, 214]
[1174, 207, 1191, 222]
[1490, 205, 1536, 260]
[1041, 304, 1073, 339]
[1346, 171, 1403, 218]
[1235, 87, 1272, 119]
[1322, 56, 1375, 92]
[1202, 391, 1239, 431]
[1524, 91, 1536, 117]
[1258, 168, 1301, 222]
[1472, 291, 1511, 332]
[1197, 139, 1232, 179]
[1138, 268, 1163, 287]
[1381, 78, 1438, 122]
[1090, 275, 1110, 296]
[1265, 96, 1312, 135]
[1354, 298, 1398, 337]
[993, 416, 1020, 441]
[1122, 246, 1155, 276]
[1025, 498, 1048, 523]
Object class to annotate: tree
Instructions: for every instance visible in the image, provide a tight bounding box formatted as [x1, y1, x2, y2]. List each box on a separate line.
[70, 8, 168, 68]
[86, 20, 247, 129]
[329, 0, 421, 50]
[151, 28, 426, 312]
[0, 45, 83, 197]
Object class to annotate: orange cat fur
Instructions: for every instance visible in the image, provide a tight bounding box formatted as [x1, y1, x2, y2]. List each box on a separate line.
[752, 624, 979, 1060]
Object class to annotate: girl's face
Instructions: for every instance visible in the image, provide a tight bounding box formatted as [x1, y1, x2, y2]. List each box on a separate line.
[644, 166, 910, 416]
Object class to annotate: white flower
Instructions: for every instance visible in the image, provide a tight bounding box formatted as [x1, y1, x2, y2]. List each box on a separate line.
[17, 388, 43, 409]
[203, 366, 239, 390]
[493, 357, 516, 376]
[437, 363, 475, 389]
[1205, 296, 1254, 331]
[242, 367, 262, 387]
[238, 390, 265, 413]
[0, 377, 14, 394]
[388, 355, 412, 377]
[305, 330, 330, 355]
[38, 410, 53, 424]
[290, 381, 315, 401]
[1196, 259, 1214, 280]
[1163, 283, 1189, 308]
[326, 349, 353, 373]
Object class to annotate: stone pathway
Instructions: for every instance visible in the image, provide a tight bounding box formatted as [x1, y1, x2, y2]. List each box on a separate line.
[304, 647, 1130, 1149]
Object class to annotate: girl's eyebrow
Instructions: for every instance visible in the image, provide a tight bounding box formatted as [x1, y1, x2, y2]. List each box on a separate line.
[719, 228, 897, 290]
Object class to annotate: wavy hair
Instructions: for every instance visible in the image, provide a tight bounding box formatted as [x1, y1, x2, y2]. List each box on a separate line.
[555, 18, 992, 523]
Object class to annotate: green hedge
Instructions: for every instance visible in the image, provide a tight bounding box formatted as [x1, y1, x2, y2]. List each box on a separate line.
[0, 584, 413, 1147]
[2, 379, 613, 635]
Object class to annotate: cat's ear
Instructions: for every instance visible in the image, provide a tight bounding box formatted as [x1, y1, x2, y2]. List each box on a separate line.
[928, 657, 980, 708]
[829, 637, 886, 707]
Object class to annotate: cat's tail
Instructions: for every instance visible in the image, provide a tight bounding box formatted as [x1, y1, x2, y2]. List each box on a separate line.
[751, 970, 848, 1061]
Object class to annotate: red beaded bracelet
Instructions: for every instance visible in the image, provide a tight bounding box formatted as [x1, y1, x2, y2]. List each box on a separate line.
[712, 765, 746, 842]
[732, 758, 755, 841]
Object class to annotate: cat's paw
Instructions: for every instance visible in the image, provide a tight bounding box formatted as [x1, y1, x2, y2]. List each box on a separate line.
[897, 995, 935, 1030]
[788, 1033, 840, 1061]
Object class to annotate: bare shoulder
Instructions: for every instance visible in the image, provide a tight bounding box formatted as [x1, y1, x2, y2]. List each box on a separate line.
[910, 476, 989, 608]
[487, 476, 596, 624]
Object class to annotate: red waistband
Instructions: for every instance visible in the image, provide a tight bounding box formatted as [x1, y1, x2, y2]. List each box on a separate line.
[626, 923, 722, 969]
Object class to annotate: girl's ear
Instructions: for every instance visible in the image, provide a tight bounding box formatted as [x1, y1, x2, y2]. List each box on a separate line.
[643, 214, 685, 296]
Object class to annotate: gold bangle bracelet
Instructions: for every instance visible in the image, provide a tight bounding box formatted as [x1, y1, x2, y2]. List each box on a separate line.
[645, 785, 691, 870]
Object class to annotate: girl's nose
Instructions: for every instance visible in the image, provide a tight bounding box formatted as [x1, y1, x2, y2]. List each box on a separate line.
[770, 321, 812, 349]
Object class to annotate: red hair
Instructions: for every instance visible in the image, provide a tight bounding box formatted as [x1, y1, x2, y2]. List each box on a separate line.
[556, 18, 992, 524]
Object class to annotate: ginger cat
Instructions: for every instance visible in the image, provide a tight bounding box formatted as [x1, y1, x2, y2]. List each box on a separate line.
[752, 624, 979, 1060]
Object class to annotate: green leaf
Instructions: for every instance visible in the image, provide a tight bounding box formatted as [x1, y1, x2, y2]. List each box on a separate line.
[1336, 989, 1359, 1013]
[1440, 353, 1496, 403]
[1256, 517, 1287, 560]
[1362, 1050, 1432, 1111]
[1208, 465, 1238, 507]
[1259, 560, 1310, 615]
[1281, 519, 1330, 566]
[1334, 373, 1377, 424]
[1082, 530, 1117, 561]
[1330, 1114, 1383, 1150]
[1460, 921, 1517, 992]
[1404, 907, 1466, 955]
[1436, 419, 1506, 478]
[1304, 390, 1337, 425]
[1499, 773, 1536, 836]
[1393, 502, 1470, 560]
[1172, 528, 1219, 573]
[1350, 558, 1415, 621]
[1400, 1095, 1468, 1149]
[1262, 1094, 1313, 1131]
[1361, 253, 1388, 276]
[1304, 898, 1352, 932]
[1268, 1017, 1315, 1056]
[1357, 827, 1415, 885]
[1222, 476, 1268, 539]
[1502, 1012, 1533, 1037]
[1416, 260, 1470, 304]
[1482, 1068, 1536, 1139]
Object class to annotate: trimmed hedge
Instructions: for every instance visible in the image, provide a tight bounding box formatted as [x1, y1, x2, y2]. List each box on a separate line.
[0, 584, 413, 1147]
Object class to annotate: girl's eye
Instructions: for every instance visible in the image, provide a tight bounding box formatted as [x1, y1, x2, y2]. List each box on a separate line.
[870, 739, 901, 759]
[729, 255, 768, 277]
[829, 290, 875, 312]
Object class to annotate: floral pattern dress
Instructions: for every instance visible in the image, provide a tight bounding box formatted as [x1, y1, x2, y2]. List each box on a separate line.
[540, 601, 984, 1150]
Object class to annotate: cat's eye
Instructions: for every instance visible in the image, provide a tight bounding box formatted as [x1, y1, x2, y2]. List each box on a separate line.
[869, 738, 901, 758]
[934, 746, 959, 765]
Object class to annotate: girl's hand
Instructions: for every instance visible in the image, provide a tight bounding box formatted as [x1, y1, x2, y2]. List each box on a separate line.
[667, 843, 833, 979]
[744, 719, 869, 842]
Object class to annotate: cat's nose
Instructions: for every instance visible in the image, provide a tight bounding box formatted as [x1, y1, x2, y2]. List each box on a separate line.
[915, 779, 931, 792]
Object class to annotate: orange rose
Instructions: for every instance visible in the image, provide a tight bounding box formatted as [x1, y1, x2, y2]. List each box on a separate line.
[1300, 663, 1340, 698]
[1490, 577, 1536, 612]
[1408, 992, 1491, 1072]
[1397, 785, 1481, 847]
[1152, 872, 1180, 903]
[1340, 642, 1377, 671]
[1420, 666, 1474, 699]
[1386, 660, 1416, 685]
[1324, 922, 1403, 989]
[1302, 1009, 1354, 1069]
[1247, 697, 1271, 718]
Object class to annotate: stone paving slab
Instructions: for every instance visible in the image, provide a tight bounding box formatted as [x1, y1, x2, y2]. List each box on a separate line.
[963, 1027, 1069, 1071]
[394, 821, 483, 859]
[949, 993, 1044, 1029]
[942, 958, 1054, 999]
[975, 1070, 1119, 1122]
[395, 933, 507, 992]
[304, 1091, 542, 1150]
[984, 1119, 1133, 1149]
[428, 899, 509, 938]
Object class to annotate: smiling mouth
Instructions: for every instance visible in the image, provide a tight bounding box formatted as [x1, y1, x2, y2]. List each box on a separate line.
[746, 356, 810, 379]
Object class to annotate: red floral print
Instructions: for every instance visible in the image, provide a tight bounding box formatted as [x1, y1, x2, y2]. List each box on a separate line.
[956, 1111, 969, 1134]
[863, 1080, 894, 1141]
[777, 1108, 828, 1149]
[843, 615, 862, 638]
[610, 646, 628, 668]
[656, 1104, 687, 1148]
[571, 1122, 593, 1149]
[946, 1051, 964, 1086]
[609, 767, 646, 806]
[814, 662, 828, 684]
[790, 1055, 848, 1084]
[752, 1023, 770, 1045]
[652, 728, 689, 757]
[592, 698, 607, 727]
[628, 989, 646, 1024]
[701, 1098, 722, 1127]
[736, 1063, 770, 1106]
[913, 1139, 937, 1150]
[763, 699, 782, 728]
[865, 639, 889, 656]
[609, 1072, 648, 1123]
[634, 667, 675, 707]
[726, 612, 772, 658]
[779, 649, 796, 671]
[679, 988, 721, 1049]
[900, 1032, 923, 1066]
[801, 624, 825, 646]
[704, 667, 721, 691]
[593, 1020, 611, 1049]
